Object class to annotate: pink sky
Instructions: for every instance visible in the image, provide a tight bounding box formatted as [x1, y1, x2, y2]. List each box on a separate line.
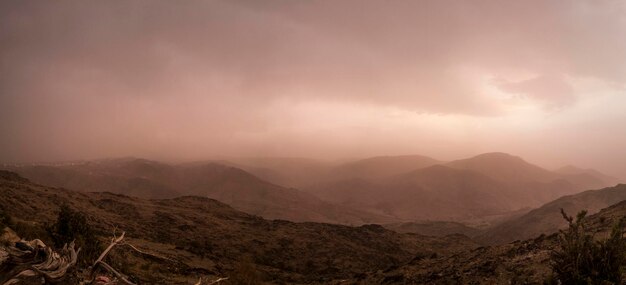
[1, 1, 625, 178]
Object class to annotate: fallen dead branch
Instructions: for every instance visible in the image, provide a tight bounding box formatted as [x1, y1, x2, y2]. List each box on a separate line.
[1, 239, 80, 285]
[194, 276, 229, 285]
[2, 228, 224, 285]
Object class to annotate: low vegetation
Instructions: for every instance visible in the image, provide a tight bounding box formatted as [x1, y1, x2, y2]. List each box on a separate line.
[550, 209, 626, 284]
[0, 205, 12, 229]
[46, 204, 103, 266]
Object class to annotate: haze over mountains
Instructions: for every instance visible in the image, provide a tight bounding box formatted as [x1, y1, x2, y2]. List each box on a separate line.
[6, 158, 394, 225]
[305, 152, 620, 222]
[5, 152, 621, 228]
[2, 160, 626, 283]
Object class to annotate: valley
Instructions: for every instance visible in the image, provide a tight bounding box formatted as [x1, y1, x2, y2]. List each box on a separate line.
[1, 152, 625, 284]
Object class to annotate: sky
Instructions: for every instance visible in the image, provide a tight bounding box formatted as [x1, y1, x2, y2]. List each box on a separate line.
[1, 1, 625, 178]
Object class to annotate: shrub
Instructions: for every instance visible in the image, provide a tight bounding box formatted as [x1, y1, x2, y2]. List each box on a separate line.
[550, 209, 626, 284]
[46, 204, 102, 265]
[0, 206, 12, 229]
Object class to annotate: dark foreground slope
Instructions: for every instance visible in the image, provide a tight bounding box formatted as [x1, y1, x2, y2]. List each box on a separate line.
[347, 197, 626, 284]
[384, 221, 481, 237]
[0, 171, 475, 284]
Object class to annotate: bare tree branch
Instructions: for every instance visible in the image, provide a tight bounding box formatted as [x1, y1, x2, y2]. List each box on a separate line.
[194, 276, 229, 285]
[96, 261, 137, 285]
[89, 231, 125, 278]
[120, 242, 177, 263]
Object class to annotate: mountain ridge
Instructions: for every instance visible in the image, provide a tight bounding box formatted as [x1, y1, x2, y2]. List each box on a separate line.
[4, 159, 395, 225]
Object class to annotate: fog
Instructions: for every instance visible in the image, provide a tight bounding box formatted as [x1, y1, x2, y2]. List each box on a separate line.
[1, 0, 625, 178]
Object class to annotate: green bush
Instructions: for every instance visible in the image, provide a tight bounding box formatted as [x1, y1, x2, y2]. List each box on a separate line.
[550, 209, 626, 284]
[46, 204, 102, 265]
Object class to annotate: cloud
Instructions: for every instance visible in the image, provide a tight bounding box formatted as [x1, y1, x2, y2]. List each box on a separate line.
[494, 75, 576, 110]
[3, 1, 624, 116]
[0, 0, 625, 178]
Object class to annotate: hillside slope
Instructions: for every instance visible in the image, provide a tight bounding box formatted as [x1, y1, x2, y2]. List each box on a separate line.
[0, 171, 476, 284]
[309, 165, 520, 221]
[555, 165, 622, 186]
[446, 152, 609, 198]
[477, 183, 626, 245]
[349, 195, 626, 284]
[326, 155, 441, 181]
[211, 157, 332, 188]
[6, 159, 393, 225]
[384, 221, 481, 237]
[307, 153, 617, 224]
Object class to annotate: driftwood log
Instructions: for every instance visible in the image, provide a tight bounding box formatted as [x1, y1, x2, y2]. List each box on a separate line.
[1, 229, 227, 285]
[0, 239, 79, 285]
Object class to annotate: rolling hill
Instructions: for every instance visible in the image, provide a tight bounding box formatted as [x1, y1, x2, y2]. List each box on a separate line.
[446, 152, 560, 183]
[351, 195, 626, 284]
[211, 157, 333, 188]
[5, 159, 394, 225]
[325, 155, 441, 181]
[446, 152, 610, 198]
[476, 183, 626, 245]
[309, 165, 518, 221]
[306, 152, 618, 224]
[555, 165, 622, 186]
[0, 170, 477, 284]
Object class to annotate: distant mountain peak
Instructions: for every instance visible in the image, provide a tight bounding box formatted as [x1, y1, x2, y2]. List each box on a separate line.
[446, 152, 558, 183]
[556, 165, 589, 173]
[468, 152, 525, 162]
[555, 165, 622, 185]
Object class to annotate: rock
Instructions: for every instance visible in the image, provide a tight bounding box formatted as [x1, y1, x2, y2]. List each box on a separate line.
[0, 227, 20, 244]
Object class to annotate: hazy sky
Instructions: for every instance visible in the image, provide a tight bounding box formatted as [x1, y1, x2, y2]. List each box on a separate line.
[1, 1, 625, 178]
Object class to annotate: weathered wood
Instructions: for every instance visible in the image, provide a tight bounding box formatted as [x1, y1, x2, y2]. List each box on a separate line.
[194, 276, 229, 285]
[121, 242, 177, 263]
[1, 238, 79, 285]
[93, 232, 125, 270]
[96, 261, 136, 285]
[33, 240, 80, 281]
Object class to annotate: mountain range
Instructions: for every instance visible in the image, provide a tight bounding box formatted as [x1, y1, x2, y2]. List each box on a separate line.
[6, 153, 620, 227]
[306, 152, 619, 222]
[2, 150, 626, 284]
[5, 158, 393, 225]
[2, 168, 626, 284]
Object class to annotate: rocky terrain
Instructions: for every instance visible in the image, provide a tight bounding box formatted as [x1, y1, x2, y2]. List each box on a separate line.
[384, 221, 481, 238]
[1, 168, 626, 284]
[348, 198, 626, 284]
[2, 154, 625, 284]
[0, 170, 476, 284]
